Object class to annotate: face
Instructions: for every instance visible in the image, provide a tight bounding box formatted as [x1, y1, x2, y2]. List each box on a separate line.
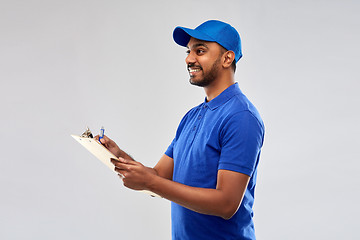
[186, 38, 224, 87]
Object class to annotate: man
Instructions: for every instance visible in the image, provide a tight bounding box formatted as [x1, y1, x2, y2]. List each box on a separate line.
[98, 20, 265, 240]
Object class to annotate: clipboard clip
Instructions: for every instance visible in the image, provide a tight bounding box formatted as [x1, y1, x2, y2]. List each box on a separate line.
[81, 127, 94, 138]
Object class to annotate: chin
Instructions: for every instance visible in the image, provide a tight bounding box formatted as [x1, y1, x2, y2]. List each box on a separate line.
[189, 78, 203, 87]
[189, 77, 214, 87]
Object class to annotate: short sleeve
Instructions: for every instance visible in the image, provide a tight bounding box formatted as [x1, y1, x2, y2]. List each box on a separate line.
[165, 138, 175, 158]
[218, 111, 264, 177]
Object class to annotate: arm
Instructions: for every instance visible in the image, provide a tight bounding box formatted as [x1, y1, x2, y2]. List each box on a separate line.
[149, 167, 249, 219]
[100, 135, 250, 219]
[153, 154, 174, 180]
[112, 157, 249, 220]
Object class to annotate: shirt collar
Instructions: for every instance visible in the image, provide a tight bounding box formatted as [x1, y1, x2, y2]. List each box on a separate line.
[204, 82, 242, 111]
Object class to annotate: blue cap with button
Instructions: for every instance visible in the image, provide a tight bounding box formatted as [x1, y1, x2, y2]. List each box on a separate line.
[173, 20, 242, 62]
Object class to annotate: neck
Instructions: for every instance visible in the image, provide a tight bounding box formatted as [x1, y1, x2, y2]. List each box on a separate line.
[204, 71, 235, 102]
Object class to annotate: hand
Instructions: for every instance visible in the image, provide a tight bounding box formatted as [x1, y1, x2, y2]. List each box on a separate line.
[94, 134, 122, 158]
[111, 157, 154, 191]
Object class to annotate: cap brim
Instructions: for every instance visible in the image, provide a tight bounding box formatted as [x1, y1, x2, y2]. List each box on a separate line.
[173, 27, 215, 47]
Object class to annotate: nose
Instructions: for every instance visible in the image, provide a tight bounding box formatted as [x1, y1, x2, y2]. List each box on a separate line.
[185, 51, 196, 65]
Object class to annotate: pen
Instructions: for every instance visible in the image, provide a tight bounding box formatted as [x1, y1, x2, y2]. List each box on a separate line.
[99, 126, 105, 142]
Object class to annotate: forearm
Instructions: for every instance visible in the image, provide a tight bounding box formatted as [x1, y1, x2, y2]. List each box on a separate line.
[147, 175, 238, 219]
[113, 158, 247, 219]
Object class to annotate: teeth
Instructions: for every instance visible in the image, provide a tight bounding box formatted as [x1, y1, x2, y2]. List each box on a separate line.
[189, 69, 201, 73]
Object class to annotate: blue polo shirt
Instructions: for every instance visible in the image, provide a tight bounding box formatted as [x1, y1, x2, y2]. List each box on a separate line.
[165, 83, 264, 240]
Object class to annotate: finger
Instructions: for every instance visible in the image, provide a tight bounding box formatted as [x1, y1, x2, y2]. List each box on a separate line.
[94, 135, 107, 145]
[111, 158, 129, 166]
[118, 157, 128, 163]
[118, 157, 138, 165]
[111, 159, 126, 168]
[114, 165, 124, 171]
[110, 158, 119, 164]
[100, 134, 109, 143]
[114, 166, 127, 175]
[113, 161, 132, 172]
[102, 135, 111, 142]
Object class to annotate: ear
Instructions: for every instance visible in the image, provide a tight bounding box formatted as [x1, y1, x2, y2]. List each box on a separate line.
[222, 51, 235, 69]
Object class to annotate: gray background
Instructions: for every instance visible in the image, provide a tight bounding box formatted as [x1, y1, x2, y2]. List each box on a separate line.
[1, 0, 359, 239]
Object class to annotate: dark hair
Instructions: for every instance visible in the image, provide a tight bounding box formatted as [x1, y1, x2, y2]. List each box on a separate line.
[231, 60, 236, 73]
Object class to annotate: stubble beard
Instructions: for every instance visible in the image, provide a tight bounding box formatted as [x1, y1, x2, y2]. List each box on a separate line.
[189, 57, 221, 87]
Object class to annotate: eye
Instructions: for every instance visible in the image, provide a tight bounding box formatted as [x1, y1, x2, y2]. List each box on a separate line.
[197, 49, 205, 55]
[186, 50, 190, 55]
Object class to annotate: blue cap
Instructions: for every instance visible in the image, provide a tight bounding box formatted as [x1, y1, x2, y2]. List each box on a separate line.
[173, 20, 242, 62]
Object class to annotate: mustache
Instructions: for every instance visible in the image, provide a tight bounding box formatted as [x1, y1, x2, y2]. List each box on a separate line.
[187, 64, 202, 70]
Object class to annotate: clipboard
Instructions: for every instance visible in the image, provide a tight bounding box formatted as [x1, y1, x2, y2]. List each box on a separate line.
[71, 134, 117, 171]
[71, 127, 160, 197]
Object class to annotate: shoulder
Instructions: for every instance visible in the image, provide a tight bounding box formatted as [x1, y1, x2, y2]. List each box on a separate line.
[220, 110, 264, 140]
[220, 93, 264, 130]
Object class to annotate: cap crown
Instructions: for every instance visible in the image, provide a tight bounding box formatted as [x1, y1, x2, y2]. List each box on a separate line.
[173, 20, 242, 62]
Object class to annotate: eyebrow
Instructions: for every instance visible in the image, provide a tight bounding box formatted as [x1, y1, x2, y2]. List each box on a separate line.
[187, 42, 209, 50]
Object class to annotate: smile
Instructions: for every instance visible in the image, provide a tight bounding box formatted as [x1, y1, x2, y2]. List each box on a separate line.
[189, 68, 201, 73]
